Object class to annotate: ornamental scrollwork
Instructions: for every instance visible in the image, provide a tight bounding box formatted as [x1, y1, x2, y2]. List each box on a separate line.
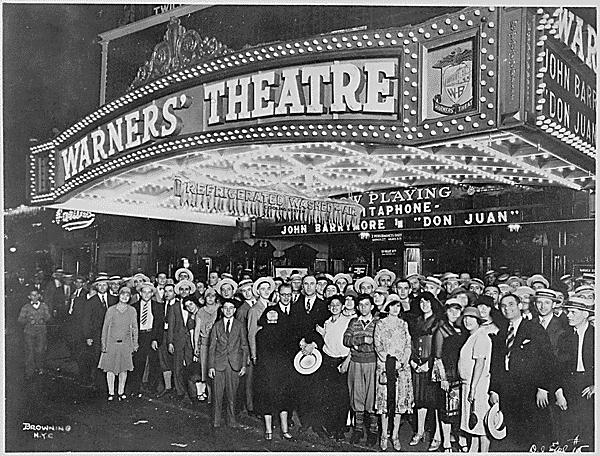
[129, 17, 231, 90]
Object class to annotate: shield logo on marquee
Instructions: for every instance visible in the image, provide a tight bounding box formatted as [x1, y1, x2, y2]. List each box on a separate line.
[443, 61, 472, 105]
[432, 46, 474, 116]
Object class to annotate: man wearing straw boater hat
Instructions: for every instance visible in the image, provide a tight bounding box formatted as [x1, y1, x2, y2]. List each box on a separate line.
[554, 296, 595, 449]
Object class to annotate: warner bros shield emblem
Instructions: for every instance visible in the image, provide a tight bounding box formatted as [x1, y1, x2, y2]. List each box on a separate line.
[433, 47, 475, 115]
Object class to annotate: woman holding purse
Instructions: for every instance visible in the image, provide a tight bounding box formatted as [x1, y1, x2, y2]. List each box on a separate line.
[373, 295, 414, 451]
[432, 298, 469, 451]
[409, 292, 443, 448]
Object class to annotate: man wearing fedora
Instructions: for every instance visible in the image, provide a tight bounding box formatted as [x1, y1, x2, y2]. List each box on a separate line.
[168, 279, 197, 400]
[130, 282, 164, 397]
[81, 276, 114, 388]
[554, 296, 594, 450]
[208, 299, 248, 428]
[489, 293, 555, 450]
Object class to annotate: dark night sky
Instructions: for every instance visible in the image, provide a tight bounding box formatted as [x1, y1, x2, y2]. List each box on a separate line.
[3, 5, 596, 209]
[3, 4, 124, 208]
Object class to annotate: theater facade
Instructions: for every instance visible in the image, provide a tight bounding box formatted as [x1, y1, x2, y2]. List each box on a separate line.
[27, 6, 596, 282]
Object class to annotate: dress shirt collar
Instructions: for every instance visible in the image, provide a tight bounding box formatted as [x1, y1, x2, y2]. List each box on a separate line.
[508, 316, 523, 333]
[32, 302, 41, 310]
[539, 314, 552, 329]
[575, 321, 589, 337]
[358, 314, 372, 325]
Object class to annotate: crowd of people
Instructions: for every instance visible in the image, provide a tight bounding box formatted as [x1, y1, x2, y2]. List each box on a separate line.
[8, 265, 595, 452]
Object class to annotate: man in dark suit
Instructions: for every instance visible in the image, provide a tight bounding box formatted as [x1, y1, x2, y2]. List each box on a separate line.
[489, 293, 555, 451]
[81, 276, 111, 388]
[130, 282, 164, 397]
[554, 296, 594, 450]
[156, 281, 177, 397]
[167, 279, 196, 400]
[65, 276, 88, 364]
[534, 288, 569, 444]
[208, 299, 248, 428]
[289, 274, 329, 436]
[534, 289, 567, 357]
[44, 270, 66, 340]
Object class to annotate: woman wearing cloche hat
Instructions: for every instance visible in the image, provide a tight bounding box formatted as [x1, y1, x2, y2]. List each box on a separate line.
[373, 296, 413, 451]
[458, 307, 492, 452]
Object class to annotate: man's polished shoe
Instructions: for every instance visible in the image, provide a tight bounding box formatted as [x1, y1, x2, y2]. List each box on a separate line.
[349, 430, 363, 444]
[366, 432, 378, 447]
[155, 388, 172, 398]
[314, 425, 331, 439]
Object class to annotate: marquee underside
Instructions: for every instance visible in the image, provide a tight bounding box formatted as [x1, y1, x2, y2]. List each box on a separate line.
[52, 130, 595, 226]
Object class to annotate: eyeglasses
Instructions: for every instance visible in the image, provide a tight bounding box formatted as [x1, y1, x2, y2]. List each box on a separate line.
[280, 293, 293, 297]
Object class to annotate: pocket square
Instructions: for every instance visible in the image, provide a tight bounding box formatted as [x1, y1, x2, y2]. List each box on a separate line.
[520, 339, 531, 348]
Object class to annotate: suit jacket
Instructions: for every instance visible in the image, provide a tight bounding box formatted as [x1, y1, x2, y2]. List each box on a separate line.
[540, 314, 567, 358]
[44, 281, 66, 316]
[556, 323, 594, 392]
[490, 318, 555, 396]
[290, 295, 328, 348]
[82, 294, 110, 344]
[167, 300, 195, 364]
[67, 287, 88, 340]
[208, 318, 249, 372]
[132, 299, 164, 344]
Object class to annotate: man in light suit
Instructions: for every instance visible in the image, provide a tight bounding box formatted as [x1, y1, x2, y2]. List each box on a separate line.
[167, 280, 196, 400]
[489, 293, 555, 451]
[208, 299, 248, 428]
[554, 296, 594, 450]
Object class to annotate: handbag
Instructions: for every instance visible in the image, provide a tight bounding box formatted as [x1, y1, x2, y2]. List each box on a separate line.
[441, 380, 462, 420]
[468, 398, 479, 429]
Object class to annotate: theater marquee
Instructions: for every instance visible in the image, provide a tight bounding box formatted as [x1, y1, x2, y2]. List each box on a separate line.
[27, 7, 595, 224]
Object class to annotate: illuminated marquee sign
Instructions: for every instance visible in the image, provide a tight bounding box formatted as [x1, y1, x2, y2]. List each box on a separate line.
[54, 209, 96, 231]
[59, 94, 191, 180]
[539, 8, 596, 148]
[204, 60, 398, 125]
[174, 177, 362, 225]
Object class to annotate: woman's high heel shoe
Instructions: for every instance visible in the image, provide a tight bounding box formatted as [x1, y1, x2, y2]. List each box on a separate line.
[409, 433, 424, 446]
[264, 432, 272, 441]
[380, 436, 388, 451]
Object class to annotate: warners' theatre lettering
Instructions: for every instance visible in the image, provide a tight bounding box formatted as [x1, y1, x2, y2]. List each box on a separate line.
[60, 94, 191, 180]
[203, 60, 398, 125]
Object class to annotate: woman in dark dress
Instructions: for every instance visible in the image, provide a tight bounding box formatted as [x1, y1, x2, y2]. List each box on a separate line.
[254, 306, 297, 441]
[432, 298, 469, 451]
[409, 291, 443, 448]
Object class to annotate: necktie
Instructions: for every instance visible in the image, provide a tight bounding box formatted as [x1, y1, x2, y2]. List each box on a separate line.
[141, 302, 148, 327]
[226, 319, 231, 334]
[306, 299, 312, 313]
[101, 295, 107, 308]
[506, 323, 515, 353]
